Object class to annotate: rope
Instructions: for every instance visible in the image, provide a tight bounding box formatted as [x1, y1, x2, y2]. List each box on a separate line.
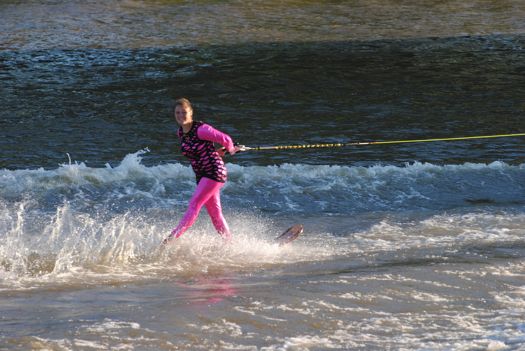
[242, 133, 525, 151]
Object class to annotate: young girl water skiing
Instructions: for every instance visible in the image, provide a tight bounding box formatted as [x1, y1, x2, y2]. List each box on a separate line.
[163, 98, 242, 244]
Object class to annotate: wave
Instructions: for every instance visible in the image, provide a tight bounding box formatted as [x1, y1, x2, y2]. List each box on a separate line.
[1, 150, 524, 290]
[0, 201, 335, 290]
[1, 150, 524, 214]
[2, 199, 525, 291]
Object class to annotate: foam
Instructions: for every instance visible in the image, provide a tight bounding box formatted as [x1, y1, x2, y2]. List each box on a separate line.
[281, 335, 338, 349]
[0, 201, 335, 290]
[201, 319, 243, 337]
[2, 197, 525, 291]
[411, 292, 449, 303]
[1, 150, 524, 215]
[2, 151, 525, 291]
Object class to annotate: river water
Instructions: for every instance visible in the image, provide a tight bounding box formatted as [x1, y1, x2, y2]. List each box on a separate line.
[1, 1, 525, 350]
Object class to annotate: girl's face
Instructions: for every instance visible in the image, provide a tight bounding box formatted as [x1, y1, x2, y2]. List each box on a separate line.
[175, 104, 193, 126]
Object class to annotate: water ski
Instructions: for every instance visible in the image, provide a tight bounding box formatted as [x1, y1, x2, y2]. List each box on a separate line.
[274, 224, 303, 246]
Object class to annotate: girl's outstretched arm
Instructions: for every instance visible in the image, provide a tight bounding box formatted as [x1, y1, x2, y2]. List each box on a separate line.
[197, 123, 236, 154]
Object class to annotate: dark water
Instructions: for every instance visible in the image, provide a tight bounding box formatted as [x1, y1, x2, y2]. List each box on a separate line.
[1, 1, 525, 350]
[1, 36, 525, 169]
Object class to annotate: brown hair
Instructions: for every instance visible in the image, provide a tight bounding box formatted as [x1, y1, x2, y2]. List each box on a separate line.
[174, 98, 193, 112]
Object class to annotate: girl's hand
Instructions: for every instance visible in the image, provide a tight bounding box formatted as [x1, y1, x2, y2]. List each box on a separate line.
[230, 144, 245, 155]
[217, 144, 245, 156]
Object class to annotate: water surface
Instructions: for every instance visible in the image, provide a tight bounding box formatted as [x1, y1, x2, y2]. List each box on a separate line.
[1, 1, 525, 350]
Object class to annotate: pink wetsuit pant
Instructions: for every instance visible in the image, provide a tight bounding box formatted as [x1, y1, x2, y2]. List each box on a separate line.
[170, 177, 231, 240]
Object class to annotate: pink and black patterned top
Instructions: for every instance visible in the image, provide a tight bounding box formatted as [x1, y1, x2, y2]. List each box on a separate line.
[178, 121, 235, 184]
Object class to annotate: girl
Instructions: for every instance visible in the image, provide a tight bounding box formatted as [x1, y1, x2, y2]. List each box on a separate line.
[163, 98, 242, 244]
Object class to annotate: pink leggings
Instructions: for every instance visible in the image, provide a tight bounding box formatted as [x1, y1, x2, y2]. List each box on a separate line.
[170, 177, 231, 240]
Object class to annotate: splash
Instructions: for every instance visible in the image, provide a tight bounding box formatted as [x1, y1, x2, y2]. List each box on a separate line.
[2, 151, 525, 290]
[0, 200, 329, 291]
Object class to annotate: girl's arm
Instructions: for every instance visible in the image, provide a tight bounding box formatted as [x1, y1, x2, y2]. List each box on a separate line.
[197, 123, 236, 154]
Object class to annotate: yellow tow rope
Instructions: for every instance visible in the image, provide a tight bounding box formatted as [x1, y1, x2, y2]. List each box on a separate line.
[241, 133, 525, 151]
